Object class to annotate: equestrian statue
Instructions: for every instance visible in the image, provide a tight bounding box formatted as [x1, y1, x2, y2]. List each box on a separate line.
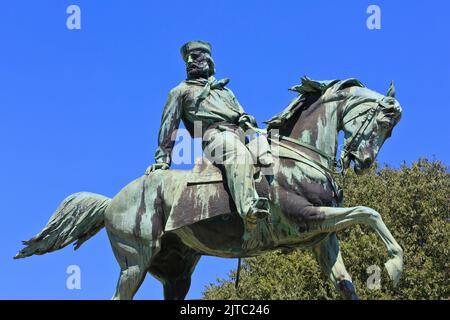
[15, 41, 403, 300]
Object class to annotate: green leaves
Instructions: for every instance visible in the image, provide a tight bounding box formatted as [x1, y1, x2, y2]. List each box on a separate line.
[203, 158, 449, 300]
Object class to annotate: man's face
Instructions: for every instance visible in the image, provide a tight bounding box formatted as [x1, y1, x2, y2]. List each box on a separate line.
[186, 50, 211, 79]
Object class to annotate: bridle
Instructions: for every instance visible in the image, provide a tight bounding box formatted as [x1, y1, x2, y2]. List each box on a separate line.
[339, 98, 391, 170]
[267, 97, 388, 175]
[239, 95, 393, 290]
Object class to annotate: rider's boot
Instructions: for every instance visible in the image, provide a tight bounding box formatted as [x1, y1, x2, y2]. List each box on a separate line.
[245, 197, 270, 230]
[242, 197, 270, 250]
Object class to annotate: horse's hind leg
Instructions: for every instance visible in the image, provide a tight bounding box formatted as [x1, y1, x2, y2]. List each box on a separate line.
[162, 272, 196, 300]
[109, 233, 158, 300]
[113, 265, 146, 300]
[150, 254, 200, 300]
[312, 232, 358, 300]
[158, 254, 200, 300]
[315, 206, 403, 286]
[149, 234, 200, 300]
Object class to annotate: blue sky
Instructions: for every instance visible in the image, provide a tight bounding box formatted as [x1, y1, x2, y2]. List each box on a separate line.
[1, 1, 449, 299]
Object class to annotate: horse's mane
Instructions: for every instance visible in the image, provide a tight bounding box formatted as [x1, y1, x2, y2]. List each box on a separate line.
[265, 76, 364, 129]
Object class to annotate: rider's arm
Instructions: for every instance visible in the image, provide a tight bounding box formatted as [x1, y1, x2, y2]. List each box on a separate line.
[154, 87, 183, 166]
[227, 88, 245, 115]
[227, 89, 258, 130]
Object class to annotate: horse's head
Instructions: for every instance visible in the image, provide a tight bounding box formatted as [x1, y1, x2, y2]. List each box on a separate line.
[340, 82, 402, 174]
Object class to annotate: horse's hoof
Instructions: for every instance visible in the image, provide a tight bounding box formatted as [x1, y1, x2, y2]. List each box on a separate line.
[338, 279, 359, 300]
[385, 256, 403, 287]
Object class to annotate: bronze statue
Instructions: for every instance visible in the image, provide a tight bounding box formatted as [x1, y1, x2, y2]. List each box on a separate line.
[15, 41, 403, 300]
[144, 41, 273, 241]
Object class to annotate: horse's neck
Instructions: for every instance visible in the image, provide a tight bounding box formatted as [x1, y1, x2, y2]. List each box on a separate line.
[278, 93, 339, 163]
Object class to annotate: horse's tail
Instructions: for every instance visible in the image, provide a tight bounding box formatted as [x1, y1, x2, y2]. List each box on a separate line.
[14, 192, 111, 259]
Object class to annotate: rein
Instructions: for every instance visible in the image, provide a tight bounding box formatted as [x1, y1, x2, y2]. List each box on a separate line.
[266, 97, 385, 178]
[234, 97, 387, 291]
[270, 133, 338, 173]
[340, 98, 386, 164]
[244, 121, 337, 175]
[241, 94, 388, 187]
[267, 133, 342, 207]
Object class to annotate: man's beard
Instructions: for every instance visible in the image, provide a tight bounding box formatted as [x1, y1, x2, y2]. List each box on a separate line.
[187, 62, 209, 79]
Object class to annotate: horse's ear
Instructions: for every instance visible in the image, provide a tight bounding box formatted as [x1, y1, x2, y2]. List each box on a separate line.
[387, 81, 396, 98]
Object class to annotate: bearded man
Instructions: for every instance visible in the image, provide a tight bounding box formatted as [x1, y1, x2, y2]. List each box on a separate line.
[145, 40, 272, 234]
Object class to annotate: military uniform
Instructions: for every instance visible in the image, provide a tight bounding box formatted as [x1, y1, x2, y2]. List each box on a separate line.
[155, 75, 268, 222]
[152, 40, 269, 232]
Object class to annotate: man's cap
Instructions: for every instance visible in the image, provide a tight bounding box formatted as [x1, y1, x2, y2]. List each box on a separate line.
[180, 40, 212, 62]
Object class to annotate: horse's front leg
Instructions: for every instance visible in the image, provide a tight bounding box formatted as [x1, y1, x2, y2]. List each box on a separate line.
[311, 206, 403, 286]
[312, 232, 358, 300]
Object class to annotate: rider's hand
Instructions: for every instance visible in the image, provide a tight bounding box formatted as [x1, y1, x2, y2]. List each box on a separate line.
[238, 114, 257, 129]
[144, 162, 169, 175]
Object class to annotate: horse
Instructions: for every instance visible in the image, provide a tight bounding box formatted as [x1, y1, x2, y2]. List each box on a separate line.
[15, 77, 403, 300]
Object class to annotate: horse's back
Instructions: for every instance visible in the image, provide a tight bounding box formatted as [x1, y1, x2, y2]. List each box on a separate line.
[104, 157, 269, 245]
[105, 172, 170, 243]
[164, 158, 236, 232]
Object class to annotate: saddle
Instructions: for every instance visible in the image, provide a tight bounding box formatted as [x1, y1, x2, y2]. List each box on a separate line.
[164, 157, 271, 232]
[187, 157, 224, 185]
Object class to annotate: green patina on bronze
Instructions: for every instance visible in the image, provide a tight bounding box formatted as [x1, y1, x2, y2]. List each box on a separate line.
[148, 40, 271, 239]
[15, 42, 403, 300]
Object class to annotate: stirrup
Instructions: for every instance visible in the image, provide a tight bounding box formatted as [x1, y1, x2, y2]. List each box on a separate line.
[248, 208, 269, 220]
[248, 197, 270, 220]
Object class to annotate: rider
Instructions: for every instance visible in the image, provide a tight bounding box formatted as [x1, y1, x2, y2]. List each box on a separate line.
[144, 40, 271, 233]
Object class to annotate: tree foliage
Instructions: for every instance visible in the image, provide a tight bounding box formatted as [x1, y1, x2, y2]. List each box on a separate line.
[203, 159, 449, 300]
